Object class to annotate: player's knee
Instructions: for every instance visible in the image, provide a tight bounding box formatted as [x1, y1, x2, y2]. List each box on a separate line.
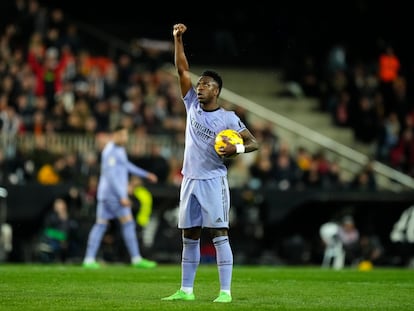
[209, 228, 228, 239]
[183, 227, 201, 240]
[123, 220, 136, 228]
[119, 214, 133, 224]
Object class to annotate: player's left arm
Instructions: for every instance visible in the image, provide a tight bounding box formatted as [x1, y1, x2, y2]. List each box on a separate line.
[239, 128, 260, 153]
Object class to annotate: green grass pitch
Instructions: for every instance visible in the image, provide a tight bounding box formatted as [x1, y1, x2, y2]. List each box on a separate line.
[1, 264, 413, 310]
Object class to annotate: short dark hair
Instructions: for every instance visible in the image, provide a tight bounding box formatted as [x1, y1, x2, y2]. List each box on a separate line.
[201, 70, 223, 94]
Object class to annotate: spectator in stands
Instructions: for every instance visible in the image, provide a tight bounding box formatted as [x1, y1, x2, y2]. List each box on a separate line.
[271, 141, 301, 190]
[352, 95, 380, 145]
[301, 159, 323, 189]
[141, 104, 164, 135]
[114, 53, 133, 95]
[390, 127, 414, 176]
[391, 76, 411, 129]
[36, 155, 64, 185]
[378, 45, 400, 115]
[329, 90, 352, 127]
[376, 111, 400, 163]
[15, 0, 48, 44]
[27, 37, 74, 108]
[325, 161, 345, 190]
[37, 197, 80, 263]
[249, 141, 275, 188]
[131, 143, 170, 184]
[47, 7, 67, 37]
[323, 68, 349, 114]
[27, 135, 55, 173]
[0, 105, 22, 135]
[227, 155, 251, 189]
[298, 53, 322, 99]
[79, 173, 98, 220]
[59, 23, 81, 54]
[0, 149, 13, 185]
[60, 152, 81, 184]
[326, 44, 348, 76]
[295, 146, 312, 172]
[348, 161, 377, 191]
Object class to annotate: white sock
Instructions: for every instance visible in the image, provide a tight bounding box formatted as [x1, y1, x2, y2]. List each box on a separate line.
[221, 289, 231, 295]
[83, 257, 96, 264]
[132, 256, 142, 264]
[180, 287, 193, 294]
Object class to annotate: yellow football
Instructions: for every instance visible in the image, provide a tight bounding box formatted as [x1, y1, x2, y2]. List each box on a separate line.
[214, 129, 243, 157]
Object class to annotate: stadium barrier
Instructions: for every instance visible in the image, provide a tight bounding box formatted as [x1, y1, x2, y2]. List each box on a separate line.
[3, 184, 414, 264]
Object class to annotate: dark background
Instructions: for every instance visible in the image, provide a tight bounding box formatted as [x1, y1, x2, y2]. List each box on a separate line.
[1, 0, 413, 264]
[1, 0, 410, 68]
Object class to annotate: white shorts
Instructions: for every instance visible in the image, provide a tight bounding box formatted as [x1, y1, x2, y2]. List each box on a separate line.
[178, 176, 230, 229]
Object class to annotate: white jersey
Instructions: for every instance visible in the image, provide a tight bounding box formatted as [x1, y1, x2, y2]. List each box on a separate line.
[181, 87, 246, 179]
[97, 141, 149, 202]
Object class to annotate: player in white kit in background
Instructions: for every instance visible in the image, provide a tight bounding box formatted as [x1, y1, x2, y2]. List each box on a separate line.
[82, 125, 158, 269]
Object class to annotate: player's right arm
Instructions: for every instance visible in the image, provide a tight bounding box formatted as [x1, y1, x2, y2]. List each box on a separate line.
[173, 23, 192, 97]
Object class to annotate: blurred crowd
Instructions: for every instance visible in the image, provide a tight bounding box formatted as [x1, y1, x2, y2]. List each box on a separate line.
[0, 0, 384, 195]
[286, 43, 414, 178]
[1, 0, 413, 265]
